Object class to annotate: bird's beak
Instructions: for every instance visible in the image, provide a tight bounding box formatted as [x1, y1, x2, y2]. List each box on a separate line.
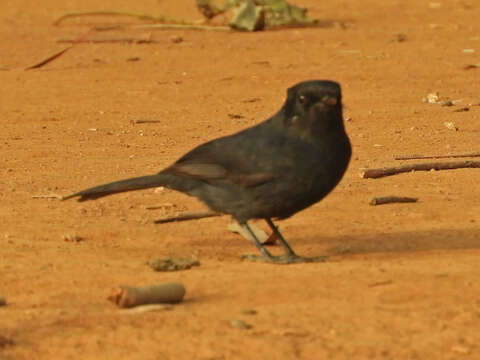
[321, 95, 338, 106]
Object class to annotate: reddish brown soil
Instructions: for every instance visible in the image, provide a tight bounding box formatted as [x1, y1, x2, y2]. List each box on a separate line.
[1, 0, 480, 359]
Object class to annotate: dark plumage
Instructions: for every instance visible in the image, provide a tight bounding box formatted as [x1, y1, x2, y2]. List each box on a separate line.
[63, 80, 351, 263]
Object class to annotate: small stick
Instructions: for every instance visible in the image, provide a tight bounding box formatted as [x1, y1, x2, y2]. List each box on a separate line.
[360, 160, 480, 179]
[53, 11, 195, 26]
[32, 194, 63, 199]
[132, 119, 162, 124]
[369, 196, 418, 206]
[107, 283, 185, 308]
[463, 64, 480, 70]
[228, 222, 270, 244]
[144, 203, 174, 210]
[122, 304, 173, 314]
[25, 46, 73, 70]
[133, 24, 231, 31]
[57, 37, 156, 44]
[368, 280, 393, 287]
[153, 210, 277, 244]
[154, 210, 220, 224]
[0, 335, 14, 347]
[394, 152, 480, 160]
[25, 31, 90, 70]
[263, 232, 278, 245]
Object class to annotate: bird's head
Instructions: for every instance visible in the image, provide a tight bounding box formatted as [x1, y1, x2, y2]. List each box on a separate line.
[283, 80, 344, 139]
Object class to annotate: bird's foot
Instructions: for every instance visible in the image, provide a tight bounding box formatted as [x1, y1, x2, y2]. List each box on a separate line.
[241, 254, 328, 264]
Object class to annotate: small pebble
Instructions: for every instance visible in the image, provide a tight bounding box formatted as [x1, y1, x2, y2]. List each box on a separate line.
[230, 319, 252, 329]
[423, 92, 439, 103]
[170, 35, 183, 43]
[439, 99, 453, 106]
[451, 345, 470, 354]
[393, 33, 407, 42]
[444, 122, 458, 131]
[154, 186, 165, 193]
[463, 64, 480, 70]
[149, 257, 200, 272]
[228, 113, 245, 119]
[62, 234, 83, 242]
[0, 335, 14, 348]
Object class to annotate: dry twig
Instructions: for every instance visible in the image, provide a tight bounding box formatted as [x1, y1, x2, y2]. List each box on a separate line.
[132, 23, 230, 31]
[25, 46, 74, 70]
[154, 210, 220, 223]
[132, 119, 162, 124]
[228, 222, 267, 244]
[368, 280, 393, 287]
[369, 196, 418, 205]
[394, 152, 480, 160]
[25, 31, 90, 70]
[57, 36, 156, 44]
[360, 161, 480, 179]
[32, 194, 63, 199]
[53, 11, 193, 26]
[108, 283, 185, 308]
[153, 210, 277, 244]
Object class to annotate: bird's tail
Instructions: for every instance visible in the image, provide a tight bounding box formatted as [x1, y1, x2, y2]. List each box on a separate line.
[62, 174, 166, 202]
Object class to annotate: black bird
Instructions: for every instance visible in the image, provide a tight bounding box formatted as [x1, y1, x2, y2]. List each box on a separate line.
[63, 80, 351, 264]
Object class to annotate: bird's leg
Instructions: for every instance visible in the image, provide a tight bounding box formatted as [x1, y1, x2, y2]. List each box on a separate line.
[241, 222, 276, 261]
[241, 220, 326, 264]
[264, 218, 296, 256]
[249, 218, 329, 264]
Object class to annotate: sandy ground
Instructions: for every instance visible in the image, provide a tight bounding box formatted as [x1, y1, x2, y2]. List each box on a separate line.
[1, 0, 480, 359]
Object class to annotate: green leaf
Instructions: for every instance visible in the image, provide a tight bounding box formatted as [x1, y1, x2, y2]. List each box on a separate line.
[229, 0, 266, 31]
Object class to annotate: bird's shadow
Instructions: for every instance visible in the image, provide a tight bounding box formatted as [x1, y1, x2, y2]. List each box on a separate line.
[316, 228, 480, 257]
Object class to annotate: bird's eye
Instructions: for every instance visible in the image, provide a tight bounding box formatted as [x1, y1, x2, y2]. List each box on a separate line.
[298, 95, 307, 104]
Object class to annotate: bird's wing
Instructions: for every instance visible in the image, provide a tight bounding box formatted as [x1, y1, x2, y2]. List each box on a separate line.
[162, 138, 276, 188]
[168, 162, 227, 179]
[164, 161, 275, 188]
